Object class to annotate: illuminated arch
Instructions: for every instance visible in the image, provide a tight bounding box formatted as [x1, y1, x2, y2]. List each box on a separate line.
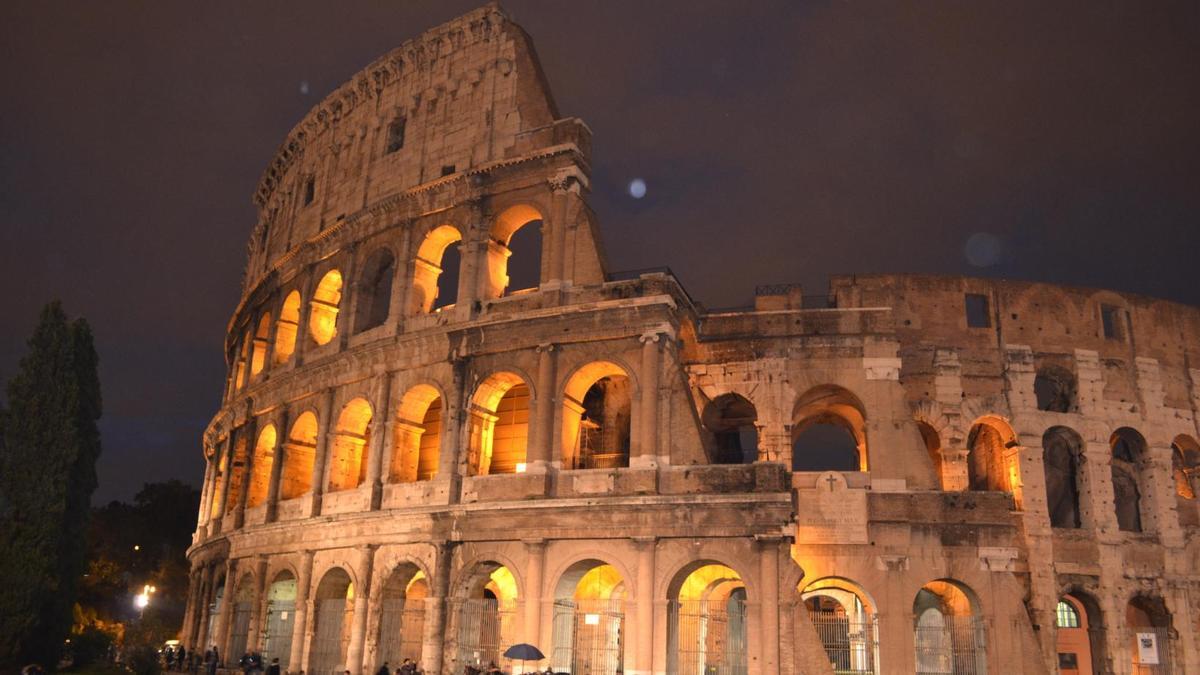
[666, 561, 748, 675]
[354, 248, 396, 333]
[246, 424, 277, 509]
[1171, 434, 1199, 500]
[792, 384, 868, 471]
[263, 569, 297, 668]
[561, 361, 632, 470]
[410, 225, 463, 314]
[550, 559, 627, 673]
[274, 290, 302, 363]
[309, 270, 343, 345]
[281, 411, 318, 500]
[390, 384, 443, 483]
[701, 393, 759, 464]
[452, 560, 520, 671]
[376, 562, 428, 667]
[485, 204, 544, 299]
[967, 415, 1019, 494]
[800, 577, 879, 674]
[309, 568, 355, 674]
[913, 579, 987, 674]
[328, 398, 373, 492]
[251, 313, 271, 378]
[468, 372, 530, 475]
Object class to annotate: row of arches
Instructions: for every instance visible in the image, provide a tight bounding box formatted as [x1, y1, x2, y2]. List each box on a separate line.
[228, 204, 546, 398]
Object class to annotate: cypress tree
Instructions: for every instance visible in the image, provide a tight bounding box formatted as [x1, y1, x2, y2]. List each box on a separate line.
[0, 301, 103, 668]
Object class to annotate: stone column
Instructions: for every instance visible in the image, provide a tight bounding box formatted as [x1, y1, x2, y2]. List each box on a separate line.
[215, 559, 239, 663]
[197, 458, 215, 530]
[635, 333, 662, 468]
[346, 545, 376, 674]
[266, 408, 290, 523]
[422, 542, 455, 674]
[387, 223, 413, 335]
[213, 436, 235, 534]
[309, 389, 336, 517]
[247, 557, 269, 652]
[367, 373, 393, 510]
[757, 537, 781, 674]
[1144, 445, 1184, 546]
[180, 567, 202, 648]
[457, 223, 485, 311]
[528, 345, 557, 471]
[547, 183, 570, 286]
[634, 537, 656, 675]
[234, 411, 259, 530]
[288, 551, 315, 674]
[523, 540, 546, 656]
[195, 563, 217, 652]
[438, 365, 465, 492]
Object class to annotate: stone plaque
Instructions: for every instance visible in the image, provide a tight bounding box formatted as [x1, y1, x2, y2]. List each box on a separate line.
[794, 471, 868, 544]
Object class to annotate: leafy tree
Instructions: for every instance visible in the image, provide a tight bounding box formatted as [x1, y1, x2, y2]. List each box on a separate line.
[0, 301, 102, 669]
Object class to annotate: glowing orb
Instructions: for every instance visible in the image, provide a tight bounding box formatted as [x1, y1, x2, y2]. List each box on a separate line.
[628, 178, 647, 199]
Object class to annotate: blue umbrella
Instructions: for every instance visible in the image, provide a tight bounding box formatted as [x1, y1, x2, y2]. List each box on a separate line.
[502, 643, 545, 672]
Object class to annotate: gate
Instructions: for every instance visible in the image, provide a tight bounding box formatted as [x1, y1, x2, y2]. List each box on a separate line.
[263, 600, 294, 670]
[550, 599, 624, 674]
[1131, 627, 1173, 675]
[309, 599, 348, 675]
[227, 603, 252, 661]
[378, 598, 426, 666]
[808, 611, 878, 674]
[454, 598, 515, 673]
[914, 615, 987, 675]
[667, 599, 748, 675]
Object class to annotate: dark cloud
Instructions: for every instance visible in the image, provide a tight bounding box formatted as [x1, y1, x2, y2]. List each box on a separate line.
[1, 1, 1197, 501]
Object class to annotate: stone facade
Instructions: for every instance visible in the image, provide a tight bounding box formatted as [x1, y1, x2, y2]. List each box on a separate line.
[184, 5, 1200, 675]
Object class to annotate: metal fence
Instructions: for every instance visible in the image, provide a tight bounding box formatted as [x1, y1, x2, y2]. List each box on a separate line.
[262, 600, 294, 670]
[227, 603, 252, 662]
[454, 599, 516, 674]
[666, 599, 748, 675]
[550, 599, 625, 674]
[808, 611, 878, 674]
[1131, 627, 1174, 675]
[914, 615, 987, 675]
[378, 598, 426, 666]
[309, 599, 348, 675]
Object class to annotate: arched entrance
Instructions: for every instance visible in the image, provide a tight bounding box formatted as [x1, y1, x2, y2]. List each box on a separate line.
[263, 571, 297, 670]
[913, 580, 987, 675]
[309, 568, 354, 674]
[550, 560, 626, 674]
[1053, 595, 1092, 675]
[562, 362, 633, 470]
[228, 573, 255, 660]
[666, 562, 748, 675]
[377, 563, 428, 668]
[1127, 596, 1173, 674]
[454, 562, 518, 673]
[800, 577, 879, 674]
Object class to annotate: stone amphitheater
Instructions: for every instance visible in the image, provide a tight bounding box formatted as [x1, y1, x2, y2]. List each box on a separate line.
[182, 5, 1200, 674]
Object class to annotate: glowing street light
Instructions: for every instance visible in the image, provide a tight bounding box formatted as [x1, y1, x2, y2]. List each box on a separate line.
[134, 584, 156, 615]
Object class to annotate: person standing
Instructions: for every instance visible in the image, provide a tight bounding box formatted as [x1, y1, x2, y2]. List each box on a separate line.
[266, 657, 281, 675]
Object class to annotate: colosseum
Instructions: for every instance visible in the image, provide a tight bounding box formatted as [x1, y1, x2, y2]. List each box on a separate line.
[182, 5, 1200, 675]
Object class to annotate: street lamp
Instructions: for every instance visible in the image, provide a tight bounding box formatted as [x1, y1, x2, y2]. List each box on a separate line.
[134, 584, 156, 618]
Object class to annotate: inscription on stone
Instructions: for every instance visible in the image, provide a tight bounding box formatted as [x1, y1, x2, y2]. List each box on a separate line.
[794, 471, 868, 544]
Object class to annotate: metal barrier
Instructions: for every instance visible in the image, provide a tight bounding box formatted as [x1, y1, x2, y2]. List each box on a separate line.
[667, 599, 748, 675]
[262, 600, 294, 670]
[309, 599, 348, 675]
[378, 598, 426, 666]
[454, 599, 516, 674]
[227, 603, 252, 662]
[550, 599, 625, 674]
[914, 616, 987, 675]
[1131, 627, 1174, 675]
[807, 611, 878, 674]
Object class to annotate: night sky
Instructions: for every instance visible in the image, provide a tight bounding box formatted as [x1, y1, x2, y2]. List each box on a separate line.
[2, 1, 1198, 503]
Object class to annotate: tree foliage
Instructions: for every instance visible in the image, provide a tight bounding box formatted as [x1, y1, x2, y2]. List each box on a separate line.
[0, 301, 103, 668]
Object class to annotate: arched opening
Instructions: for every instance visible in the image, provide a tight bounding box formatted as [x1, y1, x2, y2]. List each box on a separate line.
[913, 580, 987, 675]
[210, 445, 230, 520]
[309, 568, 355, 675]
[310, 270, 343, 346]
[666, 562, 748, 675]
[550, 560, 626, 674]
[263, 571, 297, 670]
[1110, 428, 1145, 532]
[1126, 596, 1174, 672]
[791, 385, 867, 472]
[234, 329, 251, 391]
[246, 424, 277, 509]
[410, 225, 462, 314]
[562, 361, 632, 470]
[800, 577, 879, 674]
[389, 385, 442, 483]
[224, 434, 249, 515]
[274, 291, 302, 364]
[468, 373, 529, 476]
[454, 562, 519, 672]
[354, 249, 396, 333]
[966, 417, 1018, 494]
[207, 577, 225, 651]
[1054, 595, 1094, 675]
[702, 394, 759, 465]
[917, 421, 945, 489]
[1043, 426, 1084, 529]
[251, 313, 271, 378]
[1172, 435, 1200, 528]
[328, 398, 373, 493]
[281, 412, 317, 500]
[377, 563, 427, 668]
[487, 204, 543, 299]
[228, 573, 255, 660]
[1034, 366, 1077, 413]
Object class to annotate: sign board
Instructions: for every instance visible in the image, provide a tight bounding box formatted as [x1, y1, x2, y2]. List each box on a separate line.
[794, 472, 868, 544]
[1136, 632, 1159, 665]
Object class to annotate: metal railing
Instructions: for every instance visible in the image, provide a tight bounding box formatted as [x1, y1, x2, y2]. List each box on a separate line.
[262, 600, 294, 670]
[666, 599, 748, 675]
[808, 611, 879, 674]
[227, 603, 252, 662]
[551, 599, 625, 674]
[914, 615, 987, 675]
[378, 598, 426, 667]
[308, 599, 349, 675]
[454, 599, 516, 674]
